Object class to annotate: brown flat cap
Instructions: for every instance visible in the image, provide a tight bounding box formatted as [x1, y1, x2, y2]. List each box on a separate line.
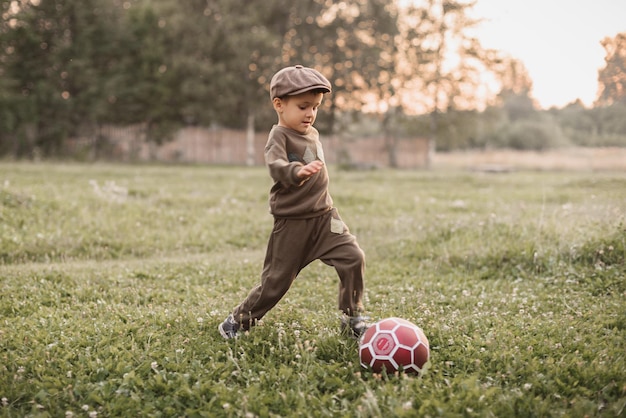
[270, 65, 331, 99]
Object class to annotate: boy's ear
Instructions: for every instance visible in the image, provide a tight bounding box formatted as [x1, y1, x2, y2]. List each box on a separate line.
[272, 97, 284, 112]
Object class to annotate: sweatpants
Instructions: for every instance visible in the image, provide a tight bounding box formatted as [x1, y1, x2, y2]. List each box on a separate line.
[231, 208, 365, 330]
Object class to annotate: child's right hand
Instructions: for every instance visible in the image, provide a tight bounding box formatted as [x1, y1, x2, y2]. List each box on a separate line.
[297, 160, 324, 179]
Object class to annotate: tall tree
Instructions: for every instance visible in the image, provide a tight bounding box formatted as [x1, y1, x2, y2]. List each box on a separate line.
[596, 31, 626, 106]
[0, 0, 124, 157]
[106, 1, 183, 143]
[1, 0, 73, 156]
[492, 56, 536, 121]
[399, 0, 486, 167]
[270, 0, 399, 134]
[164, 0, 278, 128]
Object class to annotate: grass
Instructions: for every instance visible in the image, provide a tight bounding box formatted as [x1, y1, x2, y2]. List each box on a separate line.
[0, 162, 625, 417]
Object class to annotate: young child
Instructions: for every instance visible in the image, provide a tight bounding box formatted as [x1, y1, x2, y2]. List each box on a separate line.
[218, 65, 368, 339]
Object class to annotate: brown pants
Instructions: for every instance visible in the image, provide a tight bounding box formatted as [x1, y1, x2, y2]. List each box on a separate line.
[231, 208, 365, 330]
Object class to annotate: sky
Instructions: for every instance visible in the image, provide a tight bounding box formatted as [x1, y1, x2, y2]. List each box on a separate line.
[471, 0, 626, 109]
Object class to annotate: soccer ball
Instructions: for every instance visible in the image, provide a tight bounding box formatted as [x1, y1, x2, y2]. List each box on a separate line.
[359, 317, 429, 375]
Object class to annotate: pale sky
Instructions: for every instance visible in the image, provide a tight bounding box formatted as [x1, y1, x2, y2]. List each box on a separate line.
[472, 0, 626, 109]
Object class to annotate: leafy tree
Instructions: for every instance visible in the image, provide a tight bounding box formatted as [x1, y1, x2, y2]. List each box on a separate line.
[552, 100, 626, 147]
[399, 0, 487, 166]
[588, 103, 626, 145]
[550, 100, 595, 146]
[270, 0, 399, 134]
[491, 56, 537, 121]
[105, 1, 181, 142]
[0, 0, 125, 157]
[596, 31, 626, 106]
[0, 0, 71, 157]
[459, 55, 539, 151]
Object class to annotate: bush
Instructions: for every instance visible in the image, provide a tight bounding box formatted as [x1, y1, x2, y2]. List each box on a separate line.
[491, 115, 569, 151]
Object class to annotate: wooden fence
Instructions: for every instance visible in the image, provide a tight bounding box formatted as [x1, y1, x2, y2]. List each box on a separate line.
[67, 125, 430, 168]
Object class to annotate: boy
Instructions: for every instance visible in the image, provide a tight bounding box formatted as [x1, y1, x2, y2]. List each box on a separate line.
[218, 65, 368, 339]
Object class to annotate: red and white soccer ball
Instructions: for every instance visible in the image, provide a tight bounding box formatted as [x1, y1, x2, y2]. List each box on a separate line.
[359, 317, 430, 375]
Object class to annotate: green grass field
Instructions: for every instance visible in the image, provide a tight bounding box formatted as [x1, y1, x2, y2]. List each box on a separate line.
[1, 162, 624, 417]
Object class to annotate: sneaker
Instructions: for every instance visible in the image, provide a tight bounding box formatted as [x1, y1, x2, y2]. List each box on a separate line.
[341, 314, 370, 339]
[218, 314, 240, 339]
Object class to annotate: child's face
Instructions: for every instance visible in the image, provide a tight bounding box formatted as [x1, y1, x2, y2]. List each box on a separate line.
[273, 91, 324, 134]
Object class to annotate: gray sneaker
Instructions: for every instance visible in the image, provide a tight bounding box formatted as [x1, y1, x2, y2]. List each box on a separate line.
[218, 314, 240, 339]
[341, 314, 370, 339]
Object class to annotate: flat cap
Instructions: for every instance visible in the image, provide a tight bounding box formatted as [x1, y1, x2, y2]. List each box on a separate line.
[270, 65, 331, 100]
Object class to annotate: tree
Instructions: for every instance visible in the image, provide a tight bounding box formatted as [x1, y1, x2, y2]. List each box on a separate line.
[399, 0, 487, 167]
[270, 0, 399, 134]
[0, 0, 125, 157]
[492, 56, 536, 121]
[0, 0, 74, 157]
[596, 31, 626, 106]
[103, 0, 193, 145]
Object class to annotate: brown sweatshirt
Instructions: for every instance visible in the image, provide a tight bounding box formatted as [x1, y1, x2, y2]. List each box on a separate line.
[265, 125, 334, 219]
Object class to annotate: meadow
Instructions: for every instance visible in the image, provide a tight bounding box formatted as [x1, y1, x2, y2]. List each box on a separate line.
[0, 162, 624, 417]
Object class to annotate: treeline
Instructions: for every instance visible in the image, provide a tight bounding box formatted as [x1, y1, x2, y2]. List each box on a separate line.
[1, 0, 625, 160]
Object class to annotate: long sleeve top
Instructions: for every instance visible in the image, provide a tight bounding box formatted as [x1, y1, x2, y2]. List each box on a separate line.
[264, 125, 333, 219]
